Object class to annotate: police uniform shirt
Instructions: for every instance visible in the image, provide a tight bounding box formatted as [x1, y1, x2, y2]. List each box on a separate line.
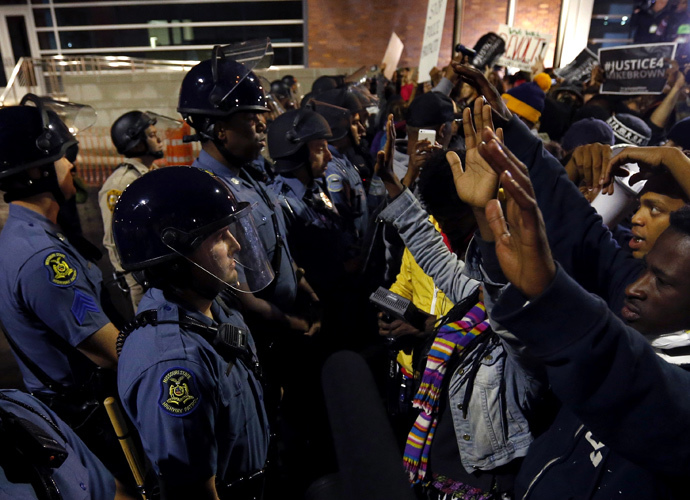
[0, 389, 116, 500]
[271, 175, 351, 293]
[193, 150, 297, 310]
[118, 288, 270, 485]
[0, 205, 111, 393]
[98, 158, 151, 274]
[324, 145, 369, 241]
[271, 174, 341, 232]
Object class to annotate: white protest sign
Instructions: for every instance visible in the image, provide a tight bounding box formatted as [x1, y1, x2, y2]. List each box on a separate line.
[382, 32, 404, 81]
[497, 24, 552, 72]
[418, 0, 448, 83]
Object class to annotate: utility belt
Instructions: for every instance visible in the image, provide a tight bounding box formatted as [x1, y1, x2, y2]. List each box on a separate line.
[0, 318, 115, 429]
[32, 388, 101, 431]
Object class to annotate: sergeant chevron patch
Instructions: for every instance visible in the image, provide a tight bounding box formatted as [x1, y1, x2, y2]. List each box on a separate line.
[71, 288, 100, 325]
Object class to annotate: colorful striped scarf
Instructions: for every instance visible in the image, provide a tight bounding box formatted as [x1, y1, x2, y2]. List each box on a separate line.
[403, 302, 489, 484]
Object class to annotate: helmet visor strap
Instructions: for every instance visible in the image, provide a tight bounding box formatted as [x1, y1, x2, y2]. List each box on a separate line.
[164, 203, 274, 293]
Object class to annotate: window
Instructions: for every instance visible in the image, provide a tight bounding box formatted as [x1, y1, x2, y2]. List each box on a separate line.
[31, 0, 305, 66]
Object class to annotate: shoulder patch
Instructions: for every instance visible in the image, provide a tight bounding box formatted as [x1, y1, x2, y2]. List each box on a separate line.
[326, 173, 343, 193]
[159, 368, 201, 417]
[44, 252, 77, 287]
[105, 189, 122, 213]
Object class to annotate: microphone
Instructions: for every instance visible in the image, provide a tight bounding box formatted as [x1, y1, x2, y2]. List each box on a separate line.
[321, 350, 416, 500]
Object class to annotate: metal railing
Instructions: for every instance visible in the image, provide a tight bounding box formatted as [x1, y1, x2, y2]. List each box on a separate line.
[1, 54, 199, 106]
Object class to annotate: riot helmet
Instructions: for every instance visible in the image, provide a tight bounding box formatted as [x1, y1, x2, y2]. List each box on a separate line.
[270, 80, 295, 111]
[267, 108, 332, 174]
[270, 80, 291, 100]
[310, 99, 352, 142]
[113, 166, 274, 293]
[177, 45, 269, 141]
[111, 111, 164, 159]
[0, 94, 78, 204]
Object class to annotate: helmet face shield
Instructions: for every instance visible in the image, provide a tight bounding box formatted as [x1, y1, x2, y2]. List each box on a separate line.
[40, 98, 97, 135]
[226, 203, 274, 292]
[165, 202, 274, 293]
[208, 39, 273, 114]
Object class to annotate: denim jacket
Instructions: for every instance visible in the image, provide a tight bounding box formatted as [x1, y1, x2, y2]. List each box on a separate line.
[378, 188, 544, 470]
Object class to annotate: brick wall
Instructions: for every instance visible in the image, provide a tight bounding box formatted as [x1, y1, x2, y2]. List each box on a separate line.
[513, 0, 561, 67]
[460, 0, 561, 67]
[306, 0, 562, 71]
[459, 0, 509, 50]
[307, 0, 456, 69]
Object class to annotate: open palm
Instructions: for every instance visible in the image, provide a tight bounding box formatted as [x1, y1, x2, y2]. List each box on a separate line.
[449, 99, 501, 209]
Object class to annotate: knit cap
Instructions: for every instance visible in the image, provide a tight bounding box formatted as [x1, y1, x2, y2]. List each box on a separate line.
[561, 118, 615, 152]
[666, 116, 690, 150]
[606, 113, 651, 146]
[502, 73, 550, 123]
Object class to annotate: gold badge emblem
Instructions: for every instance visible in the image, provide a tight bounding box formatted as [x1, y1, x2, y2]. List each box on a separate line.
[44, 252, 77, 287]
[319, 191, 334, 210]
[106, 189, 122, 213]
[160, 369, 200, 416]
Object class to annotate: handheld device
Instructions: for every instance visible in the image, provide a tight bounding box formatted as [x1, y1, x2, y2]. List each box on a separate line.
[369, 287, 428, 331]
[418, 128, 436, 145]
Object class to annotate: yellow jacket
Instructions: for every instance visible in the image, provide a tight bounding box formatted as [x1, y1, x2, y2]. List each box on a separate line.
[389, 217, 454, 375]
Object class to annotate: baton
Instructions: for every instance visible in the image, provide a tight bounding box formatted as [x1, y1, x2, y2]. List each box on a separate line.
[104, 397, 147, 500]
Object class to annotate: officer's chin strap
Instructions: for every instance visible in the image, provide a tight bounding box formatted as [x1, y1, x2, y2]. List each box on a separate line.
[165, 244, 254, 296]
[3, 166, 66, 206]
[149, 148, 165, 160]
[213, 138, 254, 169]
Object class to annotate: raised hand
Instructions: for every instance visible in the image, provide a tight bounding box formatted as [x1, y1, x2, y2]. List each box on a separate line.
[565, 143, 613, 196]
[451, 63, 512, 123]
[375, 113, 404, 197]
[405, 138, 440, 187]
[479, 130, 556, 298]
[448, 98, 503, 210]
[604, 145, 690, 196]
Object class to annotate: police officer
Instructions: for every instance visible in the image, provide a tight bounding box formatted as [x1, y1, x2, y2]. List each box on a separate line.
[270, 79, 296, 111]
[0, 389, 134, 499]
[177, 46, 319, 334]
[99, 111, 164, 310]
[112, 166, 271, 500]
[0, 96, 127, 480]
[310, 90, 370, 252]
[267, 108, 349, 298]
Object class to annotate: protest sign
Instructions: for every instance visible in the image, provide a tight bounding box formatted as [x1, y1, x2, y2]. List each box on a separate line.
[382, 32, 404, 81]
[471, 32, 505, 70]
[554, 47, 598, 83]
[418, 0, 448, 82]
[496, 24, 552, 72]
[600, 43, 676, 94]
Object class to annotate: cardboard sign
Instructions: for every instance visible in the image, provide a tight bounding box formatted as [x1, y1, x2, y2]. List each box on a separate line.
[600, 43, 676, 95]
[381, 32, 404, 81]
[555, 47, 599, 83]
[496, 24, 552, 72]
[418, 0, 448, 82]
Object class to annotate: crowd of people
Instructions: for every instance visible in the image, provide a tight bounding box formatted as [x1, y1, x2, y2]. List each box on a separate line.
[2, 21, 690, 500]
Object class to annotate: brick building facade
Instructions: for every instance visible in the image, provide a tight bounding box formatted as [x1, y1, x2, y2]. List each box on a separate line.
[307, 0, 562, 69]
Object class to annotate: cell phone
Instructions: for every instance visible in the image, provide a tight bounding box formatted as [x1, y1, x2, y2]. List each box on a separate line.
[418, 128, 436, 144]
